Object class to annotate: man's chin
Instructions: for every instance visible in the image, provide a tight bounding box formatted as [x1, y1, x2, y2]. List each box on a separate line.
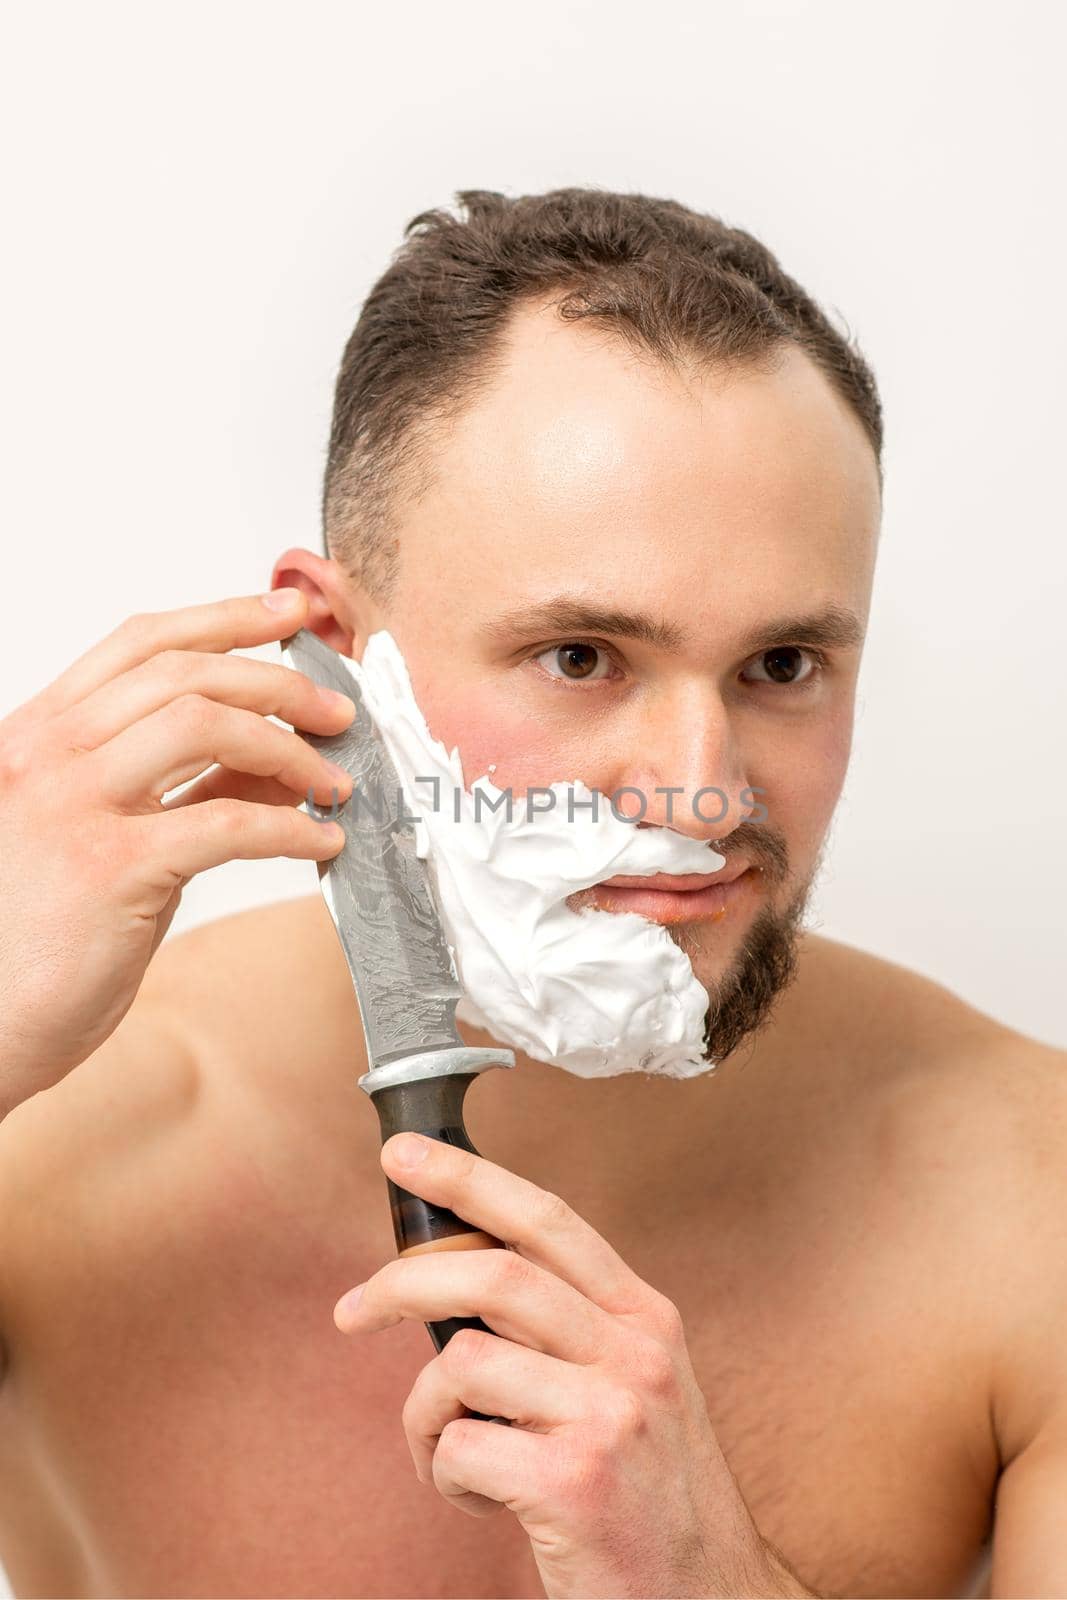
[675, 883, 812, 1066]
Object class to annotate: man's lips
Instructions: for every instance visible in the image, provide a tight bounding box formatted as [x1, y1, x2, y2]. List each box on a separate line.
[599, 865, 751, 891]
[578, 863, 759, 926]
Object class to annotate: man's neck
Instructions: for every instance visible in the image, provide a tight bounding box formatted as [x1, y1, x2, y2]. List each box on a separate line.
[454, 1010, 783, 1244]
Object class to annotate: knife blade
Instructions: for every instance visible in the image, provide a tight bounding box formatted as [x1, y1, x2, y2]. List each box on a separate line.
[279, 624, 475, 1070]
[278, 622, 513, 1087]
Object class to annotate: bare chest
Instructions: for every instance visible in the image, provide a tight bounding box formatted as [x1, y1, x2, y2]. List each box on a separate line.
[0, 1119, 997, 1599]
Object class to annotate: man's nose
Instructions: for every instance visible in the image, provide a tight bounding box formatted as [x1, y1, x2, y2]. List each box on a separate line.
[608, 683, 754, 841]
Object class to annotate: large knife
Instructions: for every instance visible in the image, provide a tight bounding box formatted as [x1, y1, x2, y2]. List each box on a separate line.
[279, 626, 515, 1379]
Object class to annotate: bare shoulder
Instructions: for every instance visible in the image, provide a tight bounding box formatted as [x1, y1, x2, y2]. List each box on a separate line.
[792, 927, 1066, 1129]
[0, 892, 350, 1154]
[787, 928, 1050, 1054]
[0, 896, 363, 1350]
[797, 931, 1067, 1467]
[778, 931, 1060, 1107]
[135, 892, 363, 1074]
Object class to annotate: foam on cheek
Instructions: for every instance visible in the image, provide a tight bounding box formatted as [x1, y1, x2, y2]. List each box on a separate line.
[346, 630, 724, 1079]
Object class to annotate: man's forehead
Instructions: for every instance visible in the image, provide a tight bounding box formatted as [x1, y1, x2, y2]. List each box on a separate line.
[425, 306, 880, 538]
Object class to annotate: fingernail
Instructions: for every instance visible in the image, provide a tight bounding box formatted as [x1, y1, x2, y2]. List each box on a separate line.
[390, 1133, 430, 1166]
[334, 1284, 365, 1326]
[263, 587, 302, 611]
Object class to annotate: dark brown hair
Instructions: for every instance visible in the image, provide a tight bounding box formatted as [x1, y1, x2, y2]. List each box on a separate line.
[323, 186, 883, 602]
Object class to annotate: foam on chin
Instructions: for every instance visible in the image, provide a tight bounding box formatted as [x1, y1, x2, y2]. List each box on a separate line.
[345, 630, 725, 1079]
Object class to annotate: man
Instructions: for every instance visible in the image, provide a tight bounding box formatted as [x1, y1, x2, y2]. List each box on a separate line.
[0, 187, 1063, 1599]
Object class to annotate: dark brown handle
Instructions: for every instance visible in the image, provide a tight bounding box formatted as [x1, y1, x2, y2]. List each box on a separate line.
[368, 1073, 510, 1425]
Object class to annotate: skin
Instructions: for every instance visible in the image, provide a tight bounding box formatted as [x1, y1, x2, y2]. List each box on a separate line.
[0, 300, 1065, 1597]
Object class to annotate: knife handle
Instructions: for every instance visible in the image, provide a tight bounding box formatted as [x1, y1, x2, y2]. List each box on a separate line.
[366, 1069, 512, 1425]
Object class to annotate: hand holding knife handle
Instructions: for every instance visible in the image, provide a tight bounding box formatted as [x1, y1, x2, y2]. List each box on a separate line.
[360, 1047, 515, 1423]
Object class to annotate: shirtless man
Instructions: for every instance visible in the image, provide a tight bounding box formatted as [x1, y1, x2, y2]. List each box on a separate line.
[1, 188, 1064, 1600]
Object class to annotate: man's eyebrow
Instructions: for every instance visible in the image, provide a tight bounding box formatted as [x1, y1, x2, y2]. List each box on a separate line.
[734, 605, 866, 655]
[484, 597, 866, 655]
[485, 599, 686, 650]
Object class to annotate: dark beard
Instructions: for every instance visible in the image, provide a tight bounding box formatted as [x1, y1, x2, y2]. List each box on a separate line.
[672, 871, 815, 1066]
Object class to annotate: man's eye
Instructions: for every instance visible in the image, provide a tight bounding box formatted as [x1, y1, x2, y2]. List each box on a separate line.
[741, 646, 825, 687]
[533, 642, 615, 683]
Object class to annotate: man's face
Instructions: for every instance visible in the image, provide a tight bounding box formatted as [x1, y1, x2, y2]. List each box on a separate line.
[354, 300, 881, 1063]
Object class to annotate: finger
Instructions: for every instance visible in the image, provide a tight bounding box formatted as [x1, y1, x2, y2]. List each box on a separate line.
[335, 1247, 614, 1366]
[12, 588, 310, 727]
[130, 799, 346, 881]
[431, 1413, 557, 1519]
[84, 696, 353, 809]
[161, 765, 317, 813]
[380, 1134, 652, 1319]
[403, 1327, 592, 1482]
[53, 650, 356, 752]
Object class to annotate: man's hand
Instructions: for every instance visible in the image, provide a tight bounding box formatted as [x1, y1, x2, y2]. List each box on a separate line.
[0, 588, 354, 1116]
[334, 1132, 814, 1599]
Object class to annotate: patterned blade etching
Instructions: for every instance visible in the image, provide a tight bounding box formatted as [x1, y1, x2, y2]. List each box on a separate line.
[280, 627, 465, 1066]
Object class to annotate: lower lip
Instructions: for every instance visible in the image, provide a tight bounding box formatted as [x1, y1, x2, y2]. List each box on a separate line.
[583, 869, 758, 926]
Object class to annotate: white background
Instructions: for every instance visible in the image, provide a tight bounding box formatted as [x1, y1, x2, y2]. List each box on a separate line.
[2, 0, 1064, 1048]
[0, 1, 1064, 1593]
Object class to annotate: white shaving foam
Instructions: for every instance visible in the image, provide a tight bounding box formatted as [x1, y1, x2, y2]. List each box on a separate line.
[346, 630, 725, 1079]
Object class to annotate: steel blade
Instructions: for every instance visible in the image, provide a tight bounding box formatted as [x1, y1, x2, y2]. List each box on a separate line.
[279, 626, 465, 1067]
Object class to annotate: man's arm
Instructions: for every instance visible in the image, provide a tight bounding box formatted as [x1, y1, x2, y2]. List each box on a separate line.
[990, 1422, 1067, 1597]
[0, 973, 201, 1390]
[986, 1041, 1067, 1598]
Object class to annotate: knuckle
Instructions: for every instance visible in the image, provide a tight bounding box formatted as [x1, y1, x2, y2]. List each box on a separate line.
[153, 648, 196, 685]
[167, 691, 216, 730]
[631, 1330, 678, 1397]
[456, 1145, 483, 1186]
[645, 1290, 685, 1346]
[434, 1415, 474, 1466]
[443, 1326, 491, 1373]
[594, 1384, 644, 1448]
[204, 796, 248, 832]
[532, 1187, 572, 1231]
[116, 610, 155, 647]
[492, 1248, 531, 1290]
[0, 731, 37, 788]
[443, 1143, 477, 1184]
